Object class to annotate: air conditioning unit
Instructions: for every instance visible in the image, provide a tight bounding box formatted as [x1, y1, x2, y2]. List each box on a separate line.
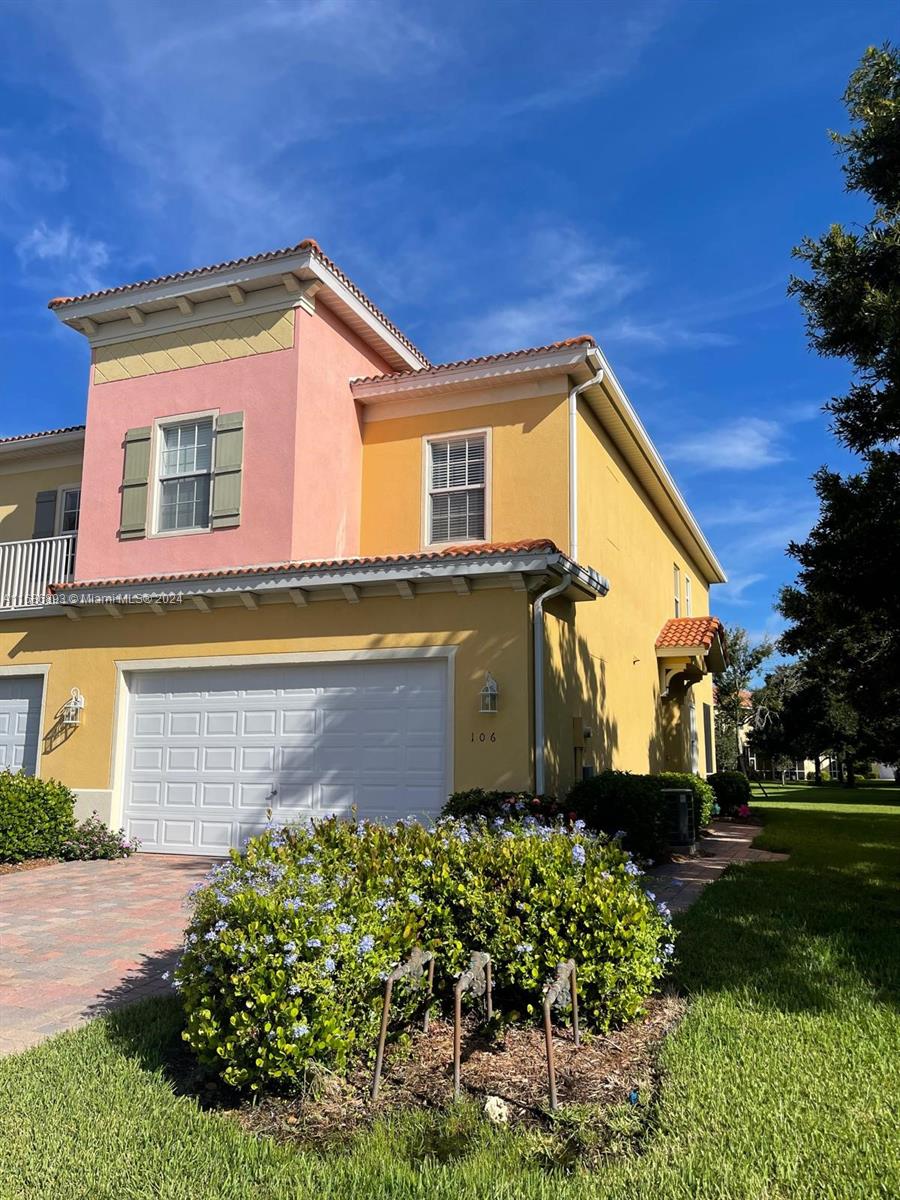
[661, 787, 696, 848]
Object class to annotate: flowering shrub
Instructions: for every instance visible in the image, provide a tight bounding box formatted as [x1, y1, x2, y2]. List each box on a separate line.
[736, 803, 752, 820]
[708, 771, 752, 816]
[443, 788, 562, 821]
[60, 813, 140, 860]
[175, 814, 673, 1092]
[0, 771, 76, 863]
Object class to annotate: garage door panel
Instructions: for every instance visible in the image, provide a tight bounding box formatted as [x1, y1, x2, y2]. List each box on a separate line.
[0, 675, 43, 776]
[125, 659, 447, 854]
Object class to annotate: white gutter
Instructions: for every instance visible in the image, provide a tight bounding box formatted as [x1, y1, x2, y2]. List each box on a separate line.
[567, 349, 604, 562]
[533, 571, 572, 795]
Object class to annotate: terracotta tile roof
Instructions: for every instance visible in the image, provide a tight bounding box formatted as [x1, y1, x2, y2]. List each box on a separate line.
[0, 425, 85, 445]
[50, 539, 561, 592]
[352, 336, 596, 386]
[655, 615, 725, 651]
[47, 239, 428, 364]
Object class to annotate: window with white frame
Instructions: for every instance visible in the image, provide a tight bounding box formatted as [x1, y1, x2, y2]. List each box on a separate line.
[157, 418, 214, 532]
[426, 433, 487, 544]
[57, 487, 81, 534]
[673, 563, 681, 617]
[684, 574, 692, 616]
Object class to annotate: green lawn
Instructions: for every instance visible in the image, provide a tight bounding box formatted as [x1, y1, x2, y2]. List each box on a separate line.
[2, 784, 899, 1199]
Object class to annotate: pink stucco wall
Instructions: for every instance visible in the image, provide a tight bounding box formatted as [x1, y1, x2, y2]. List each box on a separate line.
[75, 335, 302, 581]
[73, 301, 395, 583]
[292, 303, 392, 561]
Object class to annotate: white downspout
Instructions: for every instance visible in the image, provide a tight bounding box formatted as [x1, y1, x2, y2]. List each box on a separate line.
[568, 352, 605, 563]
[533, 571, 572, 795]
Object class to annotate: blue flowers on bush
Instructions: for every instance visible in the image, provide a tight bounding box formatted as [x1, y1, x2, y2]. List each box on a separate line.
[176, 808, 673, 1092]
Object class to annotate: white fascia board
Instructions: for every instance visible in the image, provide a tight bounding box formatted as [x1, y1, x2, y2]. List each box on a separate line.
[52, 551, 607, 606]
[586, 348, 727, 585]
[0, 430, 86, 461]
[351, 345, 594, 403]
[53, 249, 427, 372]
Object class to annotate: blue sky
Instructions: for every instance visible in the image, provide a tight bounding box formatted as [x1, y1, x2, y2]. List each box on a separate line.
[1, 0, 893, 643]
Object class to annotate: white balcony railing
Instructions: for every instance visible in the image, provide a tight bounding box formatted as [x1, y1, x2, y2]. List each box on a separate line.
[0, 533, 76, 610]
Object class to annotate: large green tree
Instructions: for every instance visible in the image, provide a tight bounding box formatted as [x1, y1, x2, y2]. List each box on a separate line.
[781, 44, 900, 766]
[788, 44, 900, 454]
[713, 624, 773, 770]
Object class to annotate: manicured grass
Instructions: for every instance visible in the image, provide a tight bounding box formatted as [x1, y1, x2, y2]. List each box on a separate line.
[2, 784, 899, 1199]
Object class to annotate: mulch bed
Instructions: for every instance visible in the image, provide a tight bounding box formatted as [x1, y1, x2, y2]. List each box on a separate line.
[0, 858, 59, 876]
[233, 992, 685, 1147]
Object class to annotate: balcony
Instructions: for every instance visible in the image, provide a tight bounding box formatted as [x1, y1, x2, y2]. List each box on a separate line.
[0, 533, 76, 610]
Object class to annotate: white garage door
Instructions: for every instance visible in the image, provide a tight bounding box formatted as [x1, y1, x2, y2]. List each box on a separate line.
[123, 659, 448, 854]
[0, 675, 43, 775]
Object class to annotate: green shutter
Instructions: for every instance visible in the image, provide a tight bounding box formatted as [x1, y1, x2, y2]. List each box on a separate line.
[211, 411, 243, 529]
[33, 490, 58, 538]
[119, 426, 151, 540]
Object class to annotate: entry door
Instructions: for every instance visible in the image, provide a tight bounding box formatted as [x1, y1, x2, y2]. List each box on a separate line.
[0, 675, 43, 775]
[123, 659, 448, 854]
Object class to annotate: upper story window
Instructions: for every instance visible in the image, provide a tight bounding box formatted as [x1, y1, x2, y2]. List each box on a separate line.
[157, 418, 214, 533]
[684, 574, 692, 616]
[673, 563, 681, 617]
[56, 487, 81, 534]
[425, 431, 489, 545]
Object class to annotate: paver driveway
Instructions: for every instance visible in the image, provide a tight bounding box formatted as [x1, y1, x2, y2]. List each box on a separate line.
[0, 854, 217, 1055]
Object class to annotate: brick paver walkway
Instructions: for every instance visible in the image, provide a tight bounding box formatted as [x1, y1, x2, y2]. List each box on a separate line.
[649, 820, 788, 914]
[0, 854, 216, 1056]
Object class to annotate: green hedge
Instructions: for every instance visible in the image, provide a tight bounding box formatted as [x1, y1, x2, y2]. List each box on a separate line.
[176, 814, 673, 1092]
[565, 770, 667, 859]
[658, 772, 716, 830]
[0, 771, 77, 863]
[708, 770, 751, 815]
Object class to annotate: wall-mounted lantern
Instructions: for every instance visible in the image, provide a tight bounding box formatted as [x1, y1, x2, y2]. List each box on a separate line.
[480, 672, 499, 714]
[61, 687, 85, 727]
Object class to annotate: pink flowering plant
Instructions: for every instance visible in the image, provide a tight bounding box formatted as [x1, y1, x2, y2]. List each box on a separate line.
[175, 813, 673, 1092]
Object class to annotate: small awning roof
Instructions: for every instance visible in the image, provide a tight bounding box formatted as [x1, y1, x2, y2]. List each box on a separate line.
[655, 616, 728, 674]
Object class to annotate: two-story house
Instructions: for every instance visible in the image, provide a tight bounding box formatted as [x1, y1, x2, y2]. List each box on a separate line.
[0, 239, 726, 855]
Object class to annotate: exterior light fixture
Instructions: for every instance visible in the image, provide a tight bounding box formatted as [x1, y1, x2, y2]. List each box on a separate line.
[61, 687, 85, 727]
[480, 672, 499, 714]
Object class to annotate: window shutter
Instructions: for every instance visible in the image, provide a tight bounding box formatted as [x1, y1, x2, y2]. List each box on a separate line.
[211, 411, 243, 529]
[119, 426, 152, 540]
[33, 490, 58, 538]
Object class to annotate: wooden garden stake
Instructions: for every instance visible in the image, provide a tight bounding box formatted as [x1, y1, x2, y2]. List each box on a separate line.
[452, 950, 493, 1098]
[371, 948, 435, 1101]
[542, 958, 579, 1111]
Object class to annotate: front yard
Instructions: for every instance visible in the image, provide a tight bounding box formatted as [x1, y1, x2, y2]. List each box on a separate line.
[2, 783, 899, 1199]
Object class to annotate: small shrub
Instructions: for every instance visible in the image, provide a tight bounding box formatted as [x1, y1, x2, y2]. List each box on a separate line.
[175, 815, 673, 1092]
[565, 771, 667, 859]
[707, 770, 751, 816]
[0, 771, 76, 863]
[657, 772, 716, 831]
[820, 769, 831, 783]
[443, 789, 562, 821]
[60, 813, 140, 860]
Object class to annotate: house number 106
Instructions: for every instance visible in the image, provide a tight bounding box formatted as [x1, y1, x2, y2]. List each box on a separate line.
[471, 731, 497, 742]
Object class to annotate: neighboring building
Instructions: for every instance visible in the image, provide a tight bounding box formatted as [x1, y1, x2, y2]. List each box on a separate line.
[0, 239, 726, 854]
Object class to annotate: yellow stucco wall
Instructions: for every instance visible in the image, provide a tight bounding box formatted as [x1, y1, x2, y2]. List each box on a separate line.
[0, 460, 83, 543]
[539, 399, 717, 795]
[360, 393, 570, 555]
[91, 309, 295, 383]
[0, 588, 532, 820]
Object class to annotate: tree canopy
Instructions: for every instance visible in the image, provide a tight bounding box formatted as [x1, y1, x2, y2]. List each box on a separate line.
[780, 43, 900, 768]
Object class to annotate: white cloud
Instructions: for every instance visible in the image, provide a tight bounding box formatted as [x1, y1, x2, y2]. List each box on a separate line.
[16, 221, 111, 293]
[666, 417, 789, 471]
[603, 316, 735, 351]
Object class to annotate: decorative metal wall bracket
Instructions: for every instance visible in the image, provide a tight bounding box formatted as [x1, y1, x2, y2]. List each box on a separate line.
[371, 948, 435, 1100]
[453, 951, 494, 1098]
[542, 958, 580, 1111]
